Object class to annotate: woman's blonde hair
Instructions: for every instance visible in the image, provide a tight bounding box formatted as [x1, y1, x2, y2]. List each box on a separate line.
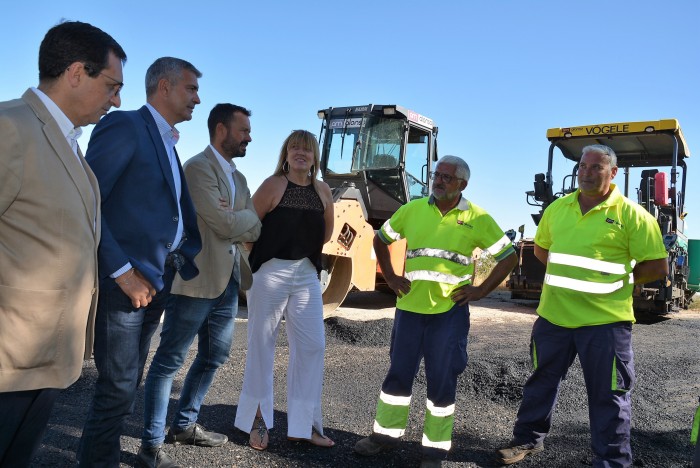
[273, 130, 321, 184]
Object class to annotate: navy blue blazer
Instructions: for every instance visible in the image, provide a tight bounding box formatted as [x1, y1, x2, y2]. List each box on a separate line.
[86, 106, 201, 292]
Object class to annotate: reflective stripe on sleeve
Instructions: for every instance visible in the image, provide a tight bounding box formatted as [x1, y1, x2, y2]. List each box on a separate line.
[549, 252, 627, 275]
[381, 221, 402, 242]
[544, 274, 624, 294]
[485, 234, 513, 256]
[406, 248, 472, 267]
[405, 270, 472, 285]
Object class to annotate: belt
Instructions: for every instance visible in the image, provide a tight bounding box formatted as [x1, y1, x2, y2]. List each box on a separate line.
[165, 250, 185, 271]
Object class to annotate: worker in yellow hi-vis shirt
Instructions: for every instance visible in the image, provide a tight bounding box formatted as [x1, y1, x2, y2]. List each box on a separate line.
[497, 145, 668, 467]
[353, 155, 517, 468]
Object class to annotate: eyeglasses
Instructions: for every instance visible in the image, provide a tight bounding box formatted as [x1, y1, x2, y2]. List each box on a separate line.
[84, 64, 124, 96]
[98, 71, 124, 96]
[429, 171, 463, 184]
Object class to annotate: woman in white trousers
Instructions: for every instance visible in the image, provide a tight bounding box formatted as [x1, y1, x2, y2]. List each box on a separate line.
[234, 130, 335, 450]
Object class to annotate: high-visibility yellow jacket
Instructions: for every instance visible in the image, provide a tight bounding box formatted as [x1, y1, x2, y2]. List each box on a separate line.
[379, 195, 513, 314]
[535, 184, 667, 327]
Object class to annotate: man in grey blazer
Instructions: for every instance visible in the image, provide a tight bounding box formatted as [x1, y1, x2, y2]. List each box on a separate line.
[138, 104, 260, 467]
[0, 21, 125, 467]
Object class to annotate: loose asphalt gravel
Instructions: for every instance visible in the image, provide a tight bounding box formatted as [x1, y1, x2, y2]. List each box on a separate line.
[30, 291, 700, 467]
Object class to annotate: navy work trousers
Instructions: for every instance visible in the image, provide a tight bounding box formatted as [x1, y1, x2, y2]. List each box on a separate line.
[381, 304, 470, 460]
[513, 317, 635, 468]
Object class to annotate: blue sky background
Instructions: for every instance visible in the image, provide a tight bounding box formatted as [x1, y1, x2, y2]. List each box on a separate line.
[2, 1, 698, 238]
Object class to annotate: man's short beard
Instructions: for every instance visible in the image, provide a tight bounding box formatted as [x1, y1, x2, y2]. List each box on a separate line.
[432, 188, 460, 201]
[223, 140, 245, 158]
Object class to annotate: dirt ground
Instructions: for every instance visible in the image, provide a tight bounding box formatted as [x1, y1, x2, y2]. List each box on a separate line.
[31, 291, 700, 467]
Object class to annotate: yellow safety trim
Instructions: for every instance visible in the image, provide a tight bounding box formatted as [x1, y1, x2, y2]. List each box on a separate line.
[691, 405, 700, 445]
[532, 340, 538, 370]
[611, 356, 618, 391]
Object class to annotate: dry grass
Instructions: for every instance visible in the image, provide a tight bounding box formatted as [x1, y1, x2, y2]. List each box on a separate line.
[687, 292, 700, 311]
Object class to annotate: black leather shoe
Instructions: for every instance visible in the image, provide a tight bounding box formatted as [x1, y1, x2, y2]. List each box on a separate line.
[135, 445, 181, 468]
[166, 423, 228, 447]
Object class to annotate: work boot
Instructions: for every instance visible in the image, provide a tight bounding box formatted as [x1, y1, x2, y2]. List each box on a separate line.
[166, 423, 228, 447]
[495, 441, 544, 465]
[353, 433, 399, 456]
[135, 445, 181, 468]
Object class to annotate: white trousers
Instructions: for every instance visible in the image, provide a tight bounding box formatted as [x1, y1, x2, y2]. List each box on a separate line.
[234, 258, 326, 438]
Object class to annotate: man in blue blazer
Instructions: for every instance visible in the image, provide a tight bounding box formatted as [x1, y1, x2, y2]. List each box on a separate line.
[78, 57, 203, 468]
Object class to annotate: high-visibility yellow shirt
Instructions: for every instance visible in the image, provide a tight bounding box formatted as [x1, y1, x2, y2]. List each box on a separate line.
[379, 196, 514, 314]
[535, 184, 667, 327]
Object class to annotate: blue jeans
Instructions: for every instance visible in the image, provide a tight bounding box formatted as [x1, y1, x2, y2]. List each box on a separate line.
[78, 268, 175, 467]
[141, 272, 239, 448]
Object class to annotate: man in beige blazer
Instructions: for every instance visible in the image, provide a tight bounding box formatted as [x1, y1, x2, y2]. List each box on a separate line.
[138, 104, 260, 467]
[0, 21, 125, 467]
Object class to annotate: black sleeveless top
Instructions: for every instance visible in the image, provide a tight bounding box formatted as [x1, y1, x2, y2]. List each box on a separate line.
[249, 180, 325, 274]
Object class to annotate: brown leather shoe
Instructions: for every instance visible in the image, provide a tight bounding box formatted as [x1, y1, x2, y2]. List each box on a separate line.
[495, 441, 544, 465]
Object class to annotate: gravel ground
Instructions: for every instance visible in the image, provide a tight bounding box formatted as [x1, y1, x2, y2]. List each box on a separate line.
[31, 291, 700, 467]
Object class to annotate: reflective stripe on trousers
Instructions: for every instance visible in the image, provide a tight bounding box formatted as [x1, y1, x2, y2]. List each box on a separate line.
[422, 399, 455, 450]
[374, 391, 410, 438]
[371, 305, 470, 459]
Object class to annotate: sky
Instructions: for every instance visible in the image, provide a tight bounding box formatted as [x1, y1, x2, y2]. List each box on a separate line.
[1, 1, 698, 239]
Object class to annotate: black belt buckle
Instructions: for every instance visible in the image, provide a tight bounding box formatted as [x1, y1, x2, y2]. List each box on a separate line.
[166, 251, 185, 271]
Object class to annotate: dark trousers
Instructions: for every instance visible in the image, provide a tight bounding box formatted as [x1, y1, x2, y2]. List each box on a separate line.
[513, 317, 635, 468]
[381, 304, 470, 460]
[0, 388, 60, 467]
[77, 268, 176, 467]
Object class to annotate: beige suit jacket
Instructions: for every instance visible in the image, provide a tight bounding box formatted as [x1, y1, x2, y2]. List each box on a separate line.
[171, 146, 261, 298]
[0, 89, 100, 392]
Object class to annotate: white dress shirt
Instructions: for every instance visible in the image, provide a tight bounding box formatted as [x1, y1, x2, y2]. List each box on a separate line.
[31, 87, 96, 231]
